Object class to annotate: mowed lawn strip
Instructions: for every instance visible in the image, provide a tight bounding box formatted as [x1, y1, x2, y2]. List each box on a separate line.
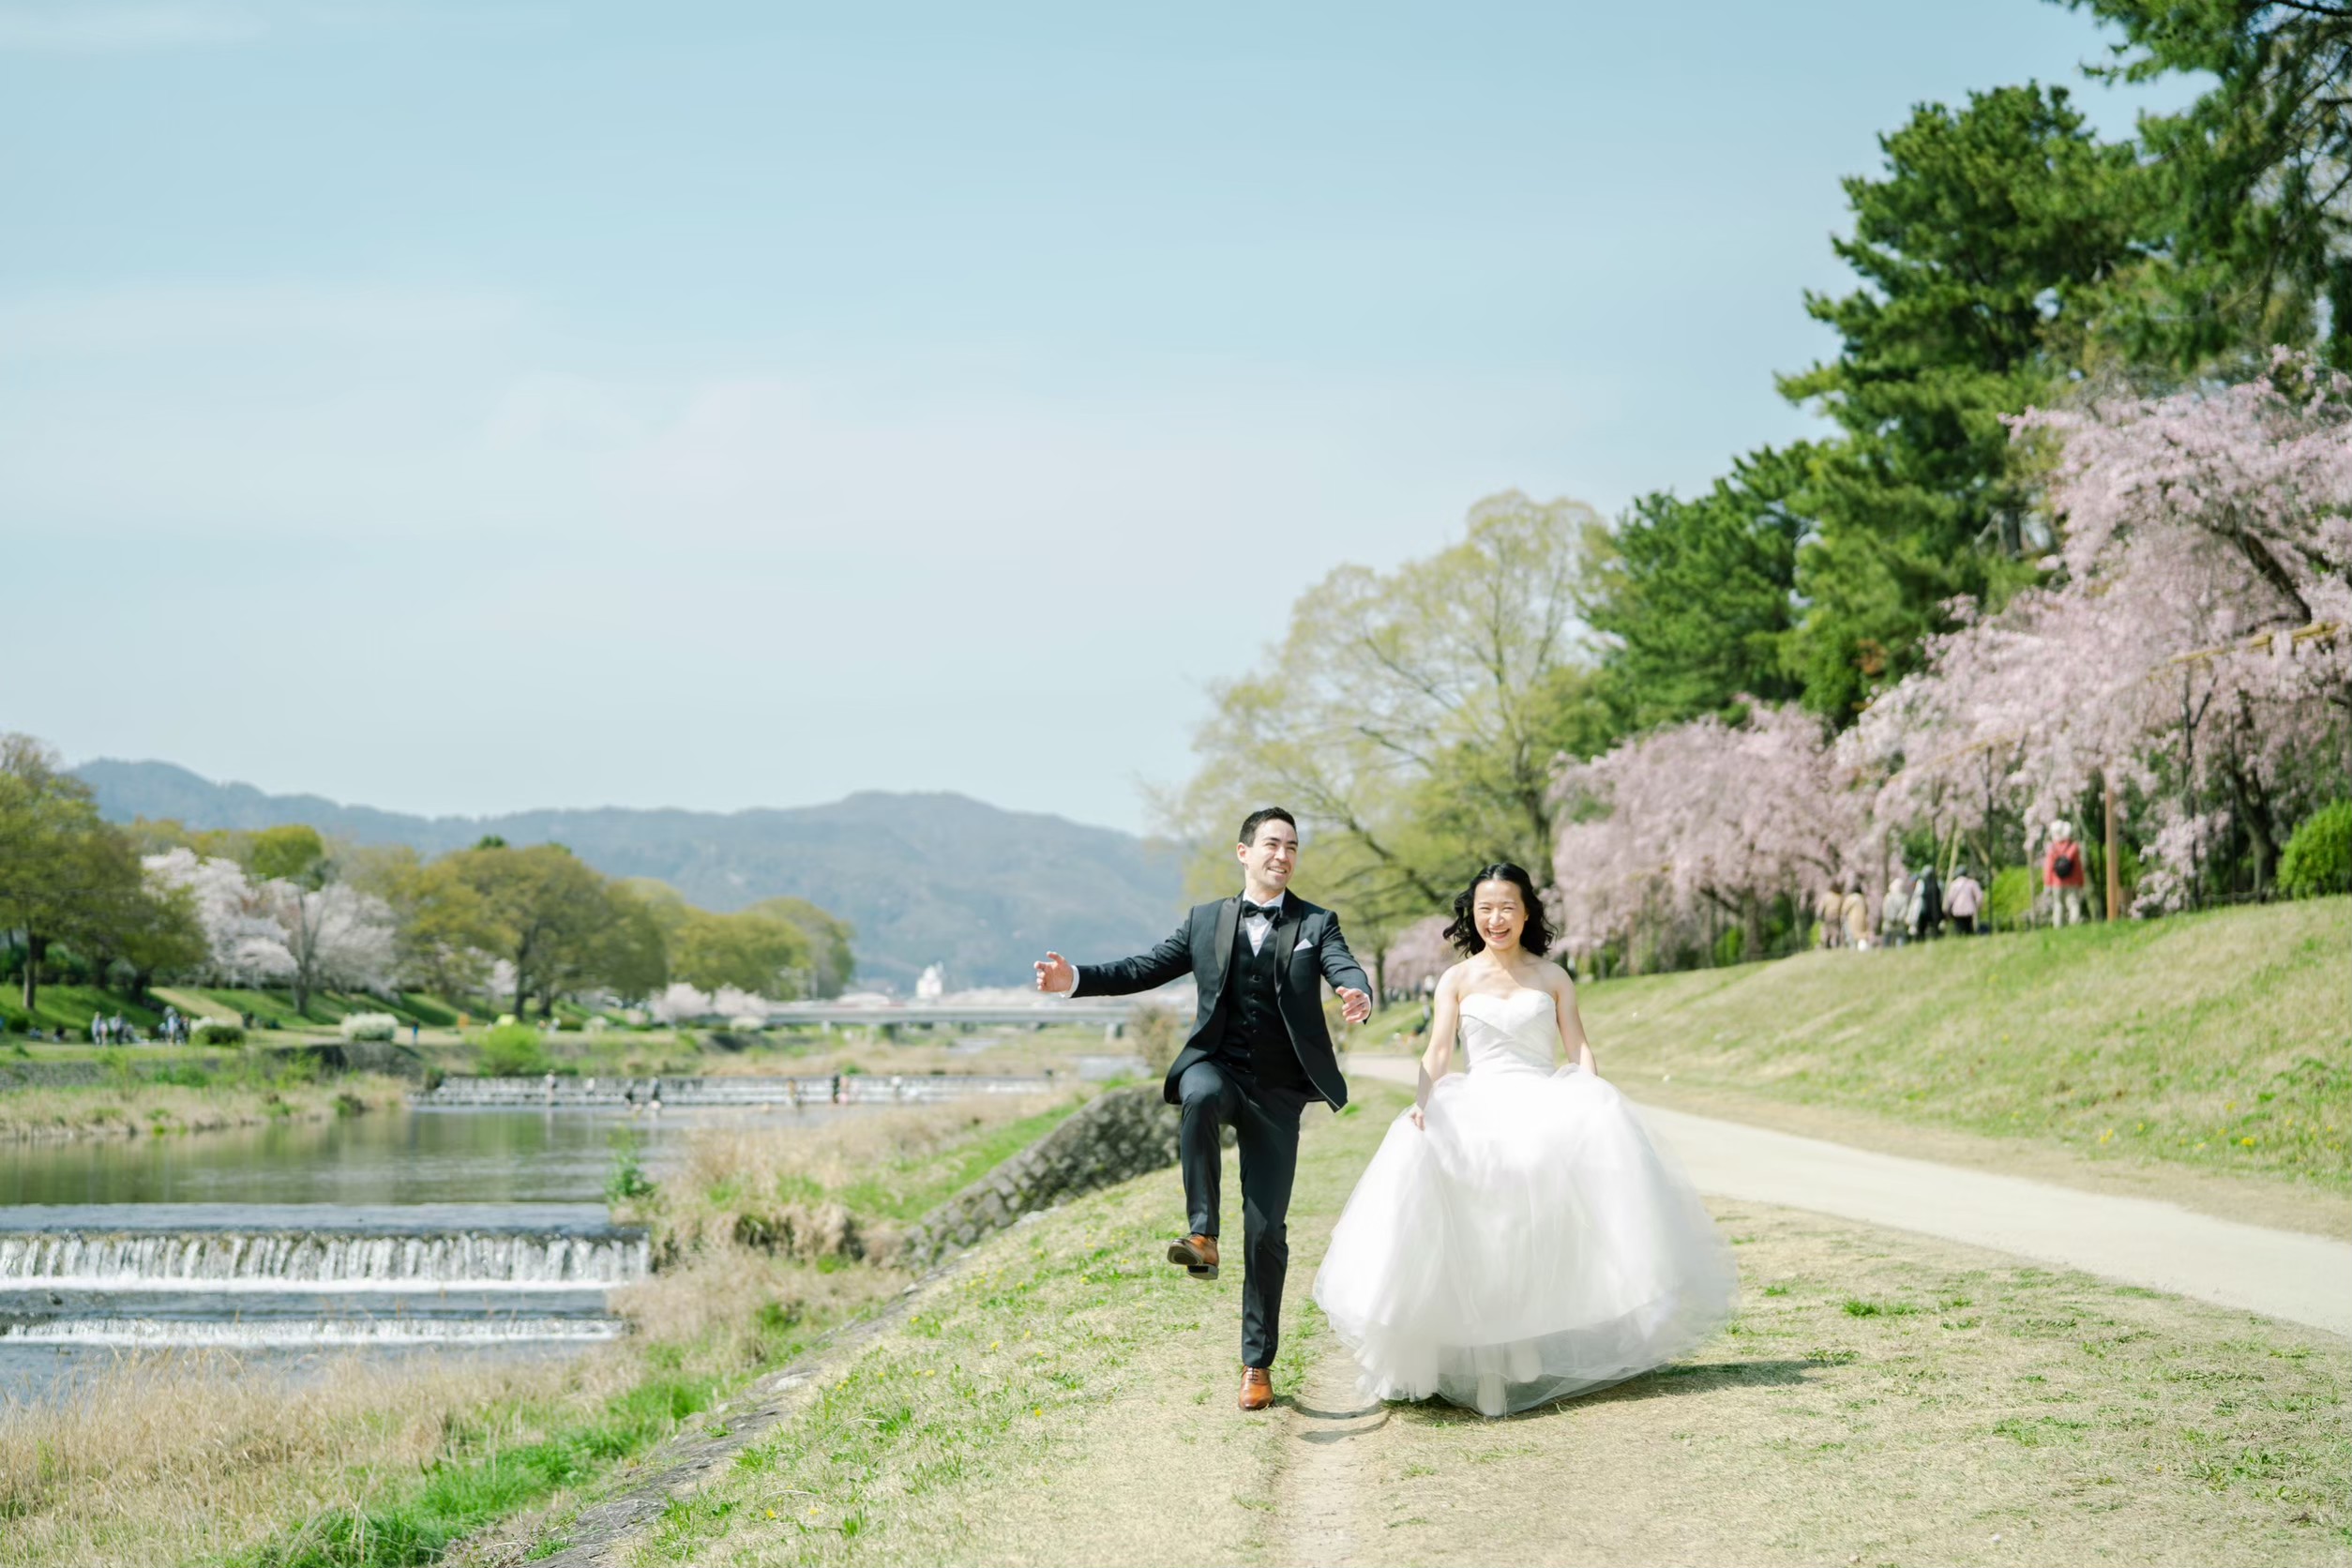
[1576, 897, 2352, 1197]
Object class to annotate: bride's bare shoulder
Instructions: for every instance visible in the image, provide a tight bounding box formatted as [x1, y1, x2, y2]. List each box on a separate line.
[1433, 961, 1470, 997]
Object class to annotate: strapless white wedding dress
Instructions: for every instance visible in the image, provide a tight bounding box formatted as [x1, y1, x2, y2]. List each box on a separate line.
[1312, 989, 1738, 1417]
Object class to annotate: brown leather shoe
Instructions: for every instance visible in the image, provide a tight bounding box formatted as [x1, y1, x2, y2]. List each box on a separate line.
[1167, 1233, 1218, 1279]
[1239, 1366, 1274, 1410]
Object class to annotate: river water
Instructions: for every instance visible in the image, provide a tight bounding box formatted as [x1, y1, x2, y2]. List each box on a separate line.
[0, 1103, 847, 1404]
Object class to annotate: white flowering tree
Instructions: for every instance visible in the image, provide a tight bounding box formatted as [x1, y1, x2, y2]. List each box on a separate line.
[258, 878, 397, 1016]
[143, 848, 294, 987]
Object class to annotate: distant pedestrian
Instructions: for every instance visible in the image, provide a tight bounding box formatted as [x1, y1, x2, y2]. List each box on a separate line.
[1947, 867, 1983, 935]
[1911, 866, 1944, 941]
[2043, 821, 2088, 926]
[1882, 867, 1912, 947]
[1840, 883, 1871, 950]
[1817, 885, 1845, 949]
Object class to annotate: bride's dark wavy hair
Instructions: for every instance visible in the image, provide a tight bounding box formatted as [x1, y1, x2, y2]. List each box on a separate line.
[1442, 862, 1555, 957]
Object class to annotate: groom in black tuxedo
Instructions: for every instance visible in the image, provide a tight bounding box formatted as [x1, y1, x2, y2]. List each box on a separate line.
[1033, 807, 1372, 1410]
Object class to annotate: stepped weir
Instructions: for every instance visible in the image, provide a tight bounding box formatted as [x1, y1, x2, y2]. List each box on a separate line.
[0, 1224, 652, 1292]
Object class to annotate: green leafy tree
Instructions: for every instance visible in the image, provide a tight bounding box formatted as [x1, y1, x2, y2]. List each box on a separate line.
[671, 908, 813, 997]
[746, 896, 856, 997]
[443, 842, 664, 1018]
[245, 824, 327, 885]
[84, 877, 205, 1005]
[1586, 445, 1814, 731]
[0, 734, 151, 1013]
[1778, 83, 2148, 717]
[2064, 0, 2352, 368]
[1166, 492, 1607, 940]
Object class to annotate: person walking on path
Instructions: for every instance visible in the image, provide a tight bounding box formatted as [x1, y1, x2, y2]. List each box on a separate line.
[2044, 822, 2088, 926]
[1946, 867, 1983, 934]
[1881, 867, 1912, 947]
[1910, 865, 1943, 942]
[1840, 882, 1872, 951]
[1033, 807, 1374, 1411]
[1817, 885, 1845, 949]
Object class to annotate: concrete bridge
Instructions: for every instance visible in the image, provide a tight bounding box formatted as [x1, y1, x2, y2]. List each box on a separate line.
[755, 998, 1141, 1030]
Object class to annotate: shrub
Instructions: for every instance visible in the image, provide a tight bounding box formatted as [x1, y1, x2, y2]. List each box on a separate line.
[584, 1016, 614, 1034]
[728, 1014, 766, 1033]
[337, 1012, 400, 1043]
[2279, 801, 2352, 898]
[189, 1018, 245, 1047]
[477, 1022, 552, 1078]
[555, 1018, 584, 1033]
[1988, 866, 2036, 928]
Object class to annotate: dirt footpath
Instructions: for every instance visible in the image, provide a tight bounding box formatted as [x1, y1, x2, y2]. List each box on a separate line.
[549, 1083, 2351, 1567]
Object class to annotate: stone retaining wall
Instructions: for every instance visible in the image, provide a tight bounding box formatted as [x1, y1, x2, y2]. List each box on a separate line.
[898, 1083, 1214, 1270]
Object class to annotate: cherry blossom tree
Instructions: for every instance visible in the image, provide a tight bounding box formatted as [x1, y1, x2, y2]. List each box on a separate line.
[143, 848, 295, 988]
[1380, 915, 1453, 998]
[1552, 703, 1871, 968]
[258, 879, 396, 1016]
[1855, 353, 2352, 910]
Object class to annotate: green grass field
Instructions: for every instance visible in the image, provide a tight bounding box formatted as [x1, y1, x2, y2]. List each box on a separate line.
[1574, 897, 2350, 1195]
[0, 985, 468, 1038]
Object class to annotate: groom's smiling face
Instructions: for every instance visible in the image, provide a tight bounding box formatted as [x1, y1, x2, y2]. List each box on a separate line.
[1237, 819, 1299, 896]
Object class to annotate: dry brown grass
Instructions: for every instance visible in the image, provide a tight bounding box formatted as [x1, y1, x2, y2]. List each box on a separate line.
[0, 1348, 626, 1567]
[0, 1090, 1078, 1566]
[0, 1073, 410, 1143]
[631, 1093, 1074, 1267]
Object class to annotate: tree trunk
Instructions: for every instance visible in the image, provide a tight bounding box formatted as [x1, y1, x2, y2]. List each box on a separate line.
[21, 932, 45, 1013]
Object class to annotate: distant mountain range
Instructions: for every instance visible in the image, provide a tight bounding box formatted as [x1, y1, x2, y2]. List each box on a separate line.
[75, 760, 1186, 990]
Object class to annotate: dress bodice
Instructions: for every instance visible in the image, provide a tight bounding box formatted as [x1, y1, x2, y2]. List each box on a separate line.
[1456, 989, 1561, 1074]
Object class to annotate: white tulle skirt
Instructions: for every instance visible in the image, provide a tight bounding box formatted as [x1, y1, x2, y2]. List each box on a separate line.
[1313, 1063, 1738, 1417]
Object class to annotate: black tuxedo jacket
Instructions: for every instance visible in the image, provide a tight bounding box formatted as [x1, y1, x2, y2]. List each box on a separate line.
[1076, 892, 1370, 1109]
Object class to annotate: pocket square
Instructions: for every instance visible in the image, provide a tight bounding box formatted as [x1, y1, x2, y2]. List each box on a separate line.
[1293, 938, 1315, 952]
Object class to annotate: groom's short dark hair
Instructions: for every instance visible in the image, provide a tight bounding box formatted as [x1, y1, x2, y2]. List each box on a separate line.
[1238, 807, 1297, 846]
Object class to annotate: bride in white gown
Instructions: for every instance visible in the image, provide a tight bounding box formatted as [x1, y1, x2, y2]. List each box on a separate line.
[1313, 863, 1737, 1417]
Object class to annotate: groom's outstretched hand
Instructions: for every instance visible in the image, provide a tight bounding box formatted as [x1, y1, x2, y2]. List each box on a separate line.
[1337, 986, 1371, 1025]
[1033, 952, 1077, 994]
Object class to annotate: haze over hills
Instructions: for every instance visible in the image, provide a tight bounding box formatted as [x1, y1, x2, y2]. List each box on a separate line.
[74, 760, 1186, 991]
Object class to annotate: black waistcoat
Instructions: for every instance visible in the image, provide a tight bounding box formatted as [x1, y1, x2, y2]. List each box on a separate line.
[1220, 914, 1309, 1090]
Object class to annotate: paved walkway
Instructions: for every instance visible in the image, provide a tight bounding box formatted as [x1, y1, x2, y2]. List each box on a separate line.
[1340, 1056, 2352, 1339]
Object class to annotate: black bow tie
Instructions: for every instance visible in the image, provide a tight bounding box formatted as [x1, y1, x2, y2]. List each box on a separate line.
[1240, 899, 1282, 919]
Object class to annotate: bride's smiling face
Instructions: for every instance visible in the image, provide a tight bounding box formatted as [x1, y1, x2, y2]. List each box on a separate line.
[1472, 879, 1527, 955]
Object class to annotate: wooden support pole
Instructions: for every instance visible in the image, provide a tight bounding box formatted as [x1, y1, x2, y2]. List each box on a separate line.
[2103, 772, 2123, 921]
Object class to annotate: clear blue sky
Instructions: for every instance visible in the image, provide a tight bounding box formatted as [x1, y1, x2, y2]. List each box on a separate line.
[3, 1, 2191, 834]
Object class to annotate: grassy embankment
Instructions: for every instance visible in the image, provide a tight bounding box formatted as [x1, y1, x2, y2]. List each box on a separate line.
[0, 1065, 412, 1142]
[0, 1090, 1089, 1568]
[1353, 897, 2349, 1214]
[0, 985, 467, 1041]
[1578, 897, 2350, 1197]
[539, 1081, 2349, 1567]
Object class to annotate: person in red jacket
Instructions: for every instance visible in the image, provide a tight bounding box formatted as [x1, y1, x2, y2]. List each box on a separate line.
[2043, 820, 2088, 926]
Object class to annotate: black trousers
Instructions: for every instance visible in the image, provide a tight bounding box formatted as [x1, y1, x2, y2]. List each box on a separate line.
[1177, 1057, 1308, 1370]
